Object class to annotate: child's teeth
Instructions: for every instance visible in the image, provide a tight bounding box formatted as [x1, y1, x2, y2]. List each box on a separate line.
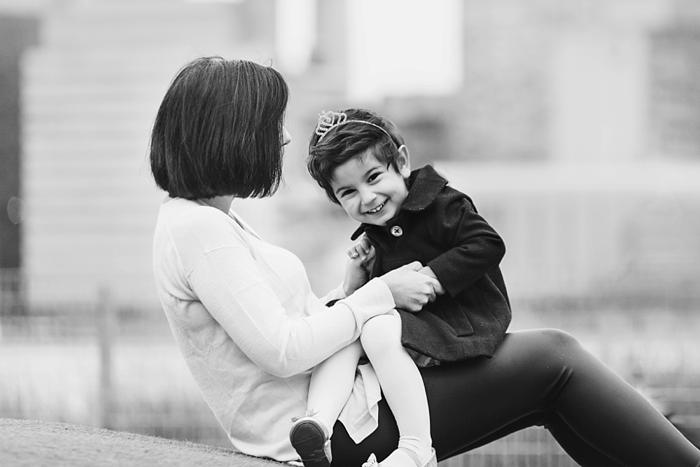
[367, 203, 384, 214]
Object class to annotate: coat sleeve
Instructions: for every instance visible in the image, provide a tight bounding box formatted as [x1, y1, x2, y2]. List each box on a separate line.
[426, 194, 505, 297]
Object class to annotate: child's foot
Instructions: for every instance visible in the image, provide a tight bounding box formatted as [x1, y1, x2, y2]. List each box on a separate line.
[289, 416, 331, 467]
[362, 453, 379, 467]
[423, 449, 437, 467]
[362, 447, 437, 467]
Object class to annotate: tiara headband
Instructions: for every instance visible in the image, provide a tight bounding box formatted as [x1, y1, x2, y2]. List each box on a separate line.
[315, 110, 395, 143]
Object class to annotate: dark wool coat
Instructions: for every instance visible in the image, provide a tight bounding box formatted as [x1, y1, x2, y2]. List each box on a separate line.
[350, 165, 511, 362]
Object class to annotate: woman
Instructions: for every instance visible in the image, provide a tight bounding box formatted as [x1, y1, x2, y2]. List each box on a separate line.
[150, 57, 700, 467]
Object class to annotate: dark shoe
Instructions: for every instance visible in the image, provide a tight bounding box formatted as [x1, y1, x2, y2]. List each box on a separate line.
[289, 416, 331, 467]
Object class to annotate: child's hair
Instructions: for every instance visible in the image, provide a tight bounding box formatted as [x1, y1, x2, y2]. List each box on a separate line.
[307, 108, 406, 204]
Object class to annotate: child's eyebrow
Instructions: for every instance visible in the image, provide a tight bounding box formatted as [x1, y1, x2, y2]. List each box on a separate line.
[332, 180, 353, 195]
[333, 184, 350, 196]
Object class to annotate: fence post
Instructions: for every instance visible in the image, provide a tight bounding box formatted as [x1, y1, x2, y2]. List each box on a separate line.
[97, 287, 114, 429]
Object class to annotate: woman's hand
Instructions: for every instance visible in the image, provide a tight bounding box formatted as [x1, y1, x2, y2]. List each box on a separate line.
[380, 262, 440, 312]
[342, 235, 376, 296]
[419, 266, 445, 296]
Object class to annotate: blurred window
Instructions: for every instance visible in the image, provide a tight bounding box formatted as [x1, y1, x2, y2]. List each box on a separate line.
[276, 0, 315, 75]
[649, 26, 700, 159]
[346, 0, 462, 101]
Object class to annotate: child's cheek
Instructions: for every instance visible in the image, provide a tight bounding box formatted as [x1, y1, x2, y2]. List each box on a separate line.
[340, 202, 356, 220]
[345, 200, 358, 216]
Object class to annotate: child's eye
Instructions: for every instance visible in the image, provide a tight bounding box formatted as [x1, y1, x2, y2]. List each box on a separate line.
[339, 189, 355, 198]
[367, 173, 381, 183]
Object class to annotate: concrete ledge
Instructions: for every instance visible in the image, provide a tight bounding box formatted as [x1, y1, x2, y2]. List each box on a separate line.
[0, 418, 285, 466]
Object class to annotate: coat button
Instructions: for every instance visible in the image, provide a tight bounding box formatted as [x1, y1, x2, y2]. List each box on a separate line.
[390, 225, 403, 237]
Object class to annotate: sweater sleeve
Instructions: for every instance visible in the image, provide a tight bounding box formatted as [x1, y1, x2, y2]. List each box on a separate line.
[427, 195, 506, 297]
[187, 242, 394, 378]
[320, 282, 347, 305]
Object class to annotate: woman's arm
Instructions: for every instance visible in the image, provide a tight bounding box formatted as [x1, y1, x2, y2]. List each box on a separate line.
[188, 243, 394, 378]
[173, 205, 440, 378]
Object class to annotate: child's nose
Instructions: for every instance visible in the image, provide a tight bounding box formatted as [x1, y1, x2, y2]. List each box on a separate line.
[359, 188, 376, 205]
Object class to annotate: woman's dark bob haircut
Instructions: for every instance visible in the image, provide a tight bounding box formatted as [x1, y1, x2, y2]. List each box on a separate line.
[150, 57, 289, 199]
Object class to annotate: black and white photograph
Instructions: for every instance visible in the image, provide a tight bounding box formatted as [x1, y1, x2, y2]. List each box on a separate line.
[1, 1, 699, 466]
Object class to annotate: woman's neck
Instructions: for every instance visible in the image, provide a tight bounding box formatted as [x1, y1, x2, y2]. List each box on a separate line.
[201, 195, 234, 213]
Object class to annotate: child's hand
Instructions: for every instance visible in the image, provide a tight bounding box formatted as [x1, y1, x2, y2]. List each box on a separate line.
[342, 236, 376, 296]
[419, 266, 445, 296]
[347, 235, 375, 267]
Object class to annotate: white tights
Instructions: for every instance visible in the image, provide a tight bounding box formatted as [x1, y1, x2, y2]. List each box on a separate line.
[306, 312, 433, 466]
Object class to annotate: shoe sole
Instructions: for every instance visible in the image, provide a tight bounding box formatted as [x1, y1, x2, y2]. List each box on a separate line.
[289, 419, 330, 467]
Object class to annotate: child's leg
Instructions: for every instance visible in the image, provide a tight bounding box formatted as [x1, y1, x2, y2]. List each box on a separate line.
[360, 313, 434, 467]
[307, 340, 364, 433]
[292, 341, 364, 466]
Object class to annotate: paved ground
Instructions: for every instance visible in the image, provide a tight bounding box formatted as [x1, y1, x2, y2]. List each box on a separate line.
[0, 418, 285, 467]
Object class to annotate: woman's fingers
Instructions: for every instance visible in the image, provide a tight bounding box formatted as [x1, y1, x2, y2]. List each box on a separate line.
[405, 261, 423, 271]
[420, 284, 437, 305]
[381, 263, 442, 311]
[405, 281, 437, 311]
[404, 279, 441, 311]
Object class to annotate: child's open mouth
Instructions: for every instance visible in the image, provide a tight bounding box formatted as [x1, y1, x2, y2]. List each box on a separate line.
[364, 202, 385, 215]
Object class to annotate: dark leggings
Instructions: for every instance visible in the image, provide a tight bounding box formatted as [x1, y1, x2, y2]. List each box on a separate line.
[329, 329, 700, 467]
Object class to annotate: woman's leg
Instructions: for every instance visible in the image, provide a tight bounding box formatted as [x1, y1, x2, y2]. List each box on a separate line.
[330, 329, 700, 467]
[426, 329, 699, 466]
[360, 313, 433, 466]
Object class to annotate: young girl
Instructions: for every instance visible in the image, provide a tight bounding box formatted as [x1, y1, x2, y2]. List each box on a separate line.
[289, 108, 511, 467]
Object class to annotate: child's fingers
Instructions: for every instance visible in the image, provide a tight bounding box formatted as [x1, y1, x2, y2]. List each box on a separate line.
[348, 236, 374, 260]
[347, 246, 365, 260]
[357, 243, 368, 257]
[357, 235, 372, 255]
[362, 246, 376, 265]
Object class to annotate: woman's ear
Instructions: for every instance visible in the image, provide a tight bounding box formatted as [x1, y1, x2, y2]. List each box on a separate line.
[396, 145, 411, 178]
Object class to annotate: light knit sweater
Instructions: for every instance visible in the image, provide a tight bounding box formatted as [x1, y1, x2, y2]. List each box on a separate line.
[152, 198, 393, 462]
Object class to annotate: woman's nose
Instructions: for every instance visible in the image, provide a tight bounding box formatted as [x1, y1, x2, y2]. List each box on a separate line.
[282, 126, 292, 146]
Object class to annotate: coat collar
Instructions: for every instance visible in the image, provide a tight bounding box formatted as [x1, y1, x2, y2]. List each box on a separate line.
[350, 165, 447, 240]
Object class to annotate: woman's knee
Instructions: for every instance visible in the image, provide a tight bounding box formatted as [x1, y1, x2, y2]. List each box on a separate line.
[538, 328, 579, 348]
[524, 328, 583, 363]
[360, 313, 402, 355]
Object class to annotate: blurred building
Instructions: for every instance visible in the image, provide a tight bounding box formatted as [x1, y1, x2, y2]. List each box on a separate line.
[0, 0, 699, 312]
[1, 0, 281, 310]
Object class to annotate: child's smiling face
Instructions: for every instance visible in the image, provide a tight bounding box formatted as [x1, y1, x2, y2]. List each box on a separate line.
[330, 148, 411, 226]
